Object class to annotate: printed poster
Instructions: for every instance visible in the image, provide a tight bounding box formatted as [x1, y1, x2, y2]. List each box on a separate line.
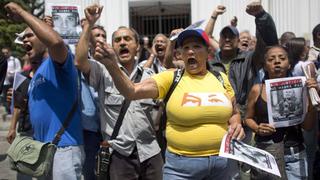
[265, 77, 307, 128]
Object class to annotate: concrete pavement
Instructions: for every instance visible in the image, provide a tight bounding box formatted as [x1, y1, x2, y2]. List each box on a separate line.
[0, 109, 17, 180]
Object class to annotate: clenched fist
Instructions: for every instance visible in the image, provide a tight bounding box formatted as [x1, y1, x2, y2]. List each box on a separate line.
[84, 4, 104, 26]
[212, 5, 226, 18]
[5, 2, 25, 22]
[246, 0, 264, 17]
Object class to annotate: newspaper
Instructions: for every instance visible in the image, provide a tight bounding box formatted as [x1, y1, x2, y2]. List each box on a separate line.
[13, 72, 27, 91]
[265, 77, 307, 128]
[302, 64, 320, 108]
[10, 72, 28, 112]
[219, 134, 281, 177]
[46, 4, 81, 44]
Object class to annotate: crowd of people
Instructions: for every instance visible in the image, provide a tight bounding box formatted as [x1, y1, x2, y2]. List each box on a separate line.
[1, 1, 320, 180]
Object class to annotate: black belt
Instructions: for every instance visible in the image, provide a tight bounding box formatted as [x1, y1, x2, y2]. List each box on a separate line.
[284, 144, 305, 155]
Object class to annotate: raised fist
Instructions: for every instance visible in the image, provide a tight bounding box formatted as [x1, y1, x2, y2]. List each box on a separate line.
[5, 2, 25, 22]
[230, 16, 237, 27]
[246, 0, 264, 16]
[212, 5, 226, 18]
[84, 4, 103, 26]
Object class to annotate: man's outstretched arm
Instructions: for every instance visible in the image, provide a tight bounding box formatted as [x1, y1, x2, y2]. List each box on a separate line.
[5, 2, 68, 64]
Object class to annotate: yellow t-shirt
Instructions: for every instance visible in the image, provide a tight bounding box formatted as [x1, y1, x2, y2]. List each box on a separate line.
[222, 61, 231, 75]
[152, 70, 235, 156]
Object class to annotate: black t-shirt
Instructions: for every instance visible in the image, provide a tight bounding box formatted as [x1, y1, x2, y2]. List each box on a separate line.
[254, 87, 286, 143]
[284, 125, 304, 148]
[0, 54, 7, 94]
[14, 70, 32, 133]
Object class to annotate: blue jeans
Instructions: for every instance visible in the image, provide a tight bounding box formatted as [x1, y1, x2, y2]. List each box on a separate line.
[163, 150, 231, 180]
[38, 145, 85, 180]
[285, 149, 308, 180]
[303, 120, 318, 180]
[251, 141, 287, 180]
[82, 130, 101, 180]
[17, 172, 32, 180]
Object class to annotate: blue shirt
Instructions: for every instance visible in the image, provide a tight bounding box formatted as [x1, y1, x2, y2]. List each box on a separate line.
[28, 51, 83, 147]
[80, 73, 100, 132]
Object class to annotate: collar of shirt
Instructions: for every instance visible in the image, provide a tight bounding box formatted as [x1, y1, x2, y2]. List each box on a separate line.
[119, 59, 143, 80]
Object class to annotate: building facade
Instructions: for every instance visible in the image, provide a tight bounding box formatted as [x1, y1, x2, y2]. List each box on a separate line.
[46, 0, 320, 44]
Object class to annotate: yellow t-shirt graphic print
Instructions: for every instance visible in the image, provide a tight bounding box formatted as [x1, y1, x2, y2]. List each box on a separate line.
[152, 70, 234, 157]
[181, 92, 232, 107]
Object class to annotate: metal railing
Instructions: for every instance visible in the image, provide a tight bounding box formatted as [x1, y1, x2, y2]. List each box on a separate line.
[130, 3, 191, 40]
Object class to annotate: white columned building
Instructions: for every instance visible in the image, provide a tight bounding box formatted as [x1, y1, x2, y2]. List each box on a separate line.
[46, 0, 320, 44]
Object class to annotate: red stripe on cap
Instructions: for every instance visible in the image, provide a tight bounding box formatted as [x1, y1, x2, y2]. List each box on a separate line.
[201, 31, 210, 46]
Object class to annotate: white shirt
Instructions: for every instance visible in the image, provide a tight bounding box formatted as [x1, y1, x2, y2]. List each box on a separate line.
[4, 56, 21, 85]
[88, 59, 160, 162]
[292, 61, 312, 77]
[308, 46, 320, 61]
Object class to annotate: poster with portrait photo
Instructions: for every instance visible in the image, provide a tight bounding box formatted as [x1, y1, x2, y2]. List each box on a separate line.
[46, 4, 81, 44]
[219, 134, 280, 177]
[265, 76, 307, 128]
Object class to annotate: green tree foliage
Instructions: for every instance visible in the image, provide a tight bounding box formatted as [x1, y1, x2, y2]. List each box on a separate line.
[0, 0, 44, 59]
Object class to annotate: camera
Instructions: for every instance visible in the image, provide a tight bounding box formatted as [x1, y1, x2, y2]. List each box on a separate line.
[95, 146, 111, 178]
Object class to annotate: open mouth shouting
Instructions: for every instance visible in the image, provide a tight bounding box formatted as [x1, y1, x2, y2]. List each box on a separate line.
[23, 43, 33, 57]
[187, 57, 198, 69]
[274, 65, 282, 73]
[155, 44, 165, 56]
[23, 43, 41, 65]
[240, 42, 248, 49]
[119, 48, 130, 58]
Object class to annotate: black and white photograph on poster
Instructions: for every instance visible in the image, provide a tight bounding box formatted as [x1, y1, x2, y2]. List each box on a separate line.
[46, 4, 81, 44]
[219, 134, 281, 177]
[265, 76, 307, 128]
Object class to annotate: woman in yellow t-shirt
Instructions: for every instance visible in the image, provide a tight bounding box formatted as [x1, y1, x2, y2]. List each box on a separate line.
[94, 28, 244, 179]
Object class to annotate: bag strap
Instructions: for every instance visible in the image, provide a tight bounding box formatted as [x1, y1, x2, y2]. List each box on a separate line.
[163, 69, 184, 104]
[52, 99, 78, 145]
[206, 61, 225, 88]
[52, 71, 81, 145]
[159, 69, 184, 131]
[110, 68, 144, 140]
[210, 70, 225, 88]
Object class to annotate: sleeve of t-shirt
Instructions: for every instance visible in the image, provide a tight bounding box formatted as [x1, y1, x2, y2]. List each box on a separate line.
[151, 70, 174, 99]
[220, 72, 235, 98]
[0, 55, 7, 94]
[52, 50, 75, 72]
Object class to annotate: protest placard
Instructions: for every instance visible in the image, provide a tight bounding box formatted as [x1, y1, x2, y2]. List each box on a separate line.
[46, 4, 81, 44]
[265, 77, 307, 128]
[219, 134, 281, 177]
